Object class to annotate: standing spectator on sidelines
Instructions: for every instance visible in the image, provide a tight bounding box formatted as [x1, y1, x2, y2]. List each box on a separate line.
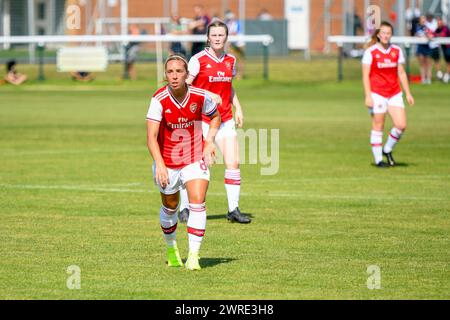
[4, 60, 27, 85]
[168, 15, 187, 56]
[434, 16, 450, 83]
[189, 5, 210, 58]
[415, 16, 433, 84]
[225, 10, 245, 79]
[125, 24, 141, 80]
[406, 6, 421, 36]
[424, 14, 442, 81]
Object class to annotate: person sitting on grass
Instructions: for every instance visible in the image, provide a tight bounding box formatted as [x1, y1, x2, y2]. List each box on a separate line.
[5, 60, 27, 85]
[70, 71, 94, 82]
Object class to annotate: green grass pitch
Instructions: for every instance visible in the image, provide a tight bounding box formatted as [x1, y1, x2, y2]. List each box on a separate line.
[0, 58, 449, 299]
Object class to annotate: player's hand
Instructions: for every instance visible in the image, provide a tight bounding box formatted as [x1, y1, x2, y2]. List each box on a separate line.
[235, 108, 244, 128]
[210, 92, 222, 106]
[406, 93, 415, 106]
[365, 95, 374, 108]
[203, 141, 216, 167]
[155, 164, 170, 189]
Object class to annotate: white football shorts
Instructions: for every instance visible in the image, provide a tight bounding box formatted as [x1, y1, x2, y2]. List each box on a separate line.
[202, 119, 237, 141]
[152, 160, 210, 195]
[370, 92, 405, 114]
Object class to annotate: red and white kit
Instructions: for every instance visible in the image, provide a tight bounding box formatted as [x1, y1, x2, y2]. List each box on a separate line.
[189, 49, 238, 140]
[147, 85, 217, 194]
[362, 43, 406, 114]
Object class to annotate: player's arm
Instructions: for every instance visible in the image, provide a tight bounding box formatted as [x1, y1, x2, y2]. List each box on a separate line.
[147, 120, 169, 189]
[231, 87, 244, 128]
[398, 64, 414, 106]
[146, 98, 169, 188]
[361, 48, 374, 109]
[202, 93, 221, 166]
[362, 64, 373, 108]
[203, 110, 221, 167]
[205, 110, 221, 144]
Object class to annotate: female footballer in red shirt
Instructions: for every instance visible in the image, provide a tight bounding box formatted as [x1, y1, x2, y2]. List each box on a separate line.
[362, 21, 415, 168]
[147, 55, 220, 270]
[179, 20, 251, 224]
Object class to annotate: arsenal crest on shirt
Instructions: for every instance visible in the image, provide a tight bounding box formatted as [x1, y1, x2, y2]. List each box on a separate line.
[190, 103, 198, 113]
[225, 62, 232, 70]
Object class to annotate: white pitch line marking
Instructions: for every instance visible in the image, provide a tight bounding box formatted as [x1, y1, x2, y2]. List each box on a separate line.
[0, 184, 448, 202]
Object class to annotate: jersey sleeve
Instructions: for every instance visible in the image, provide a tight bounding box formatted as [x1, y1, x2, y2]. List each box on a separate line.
[188, 56, 200, 80]
[398, 48, 406, 64]
[362, 49, 373, 65]
[146, 98, 163, 122]
[202, 92, 217, 117]
[232, 59, 237, 77]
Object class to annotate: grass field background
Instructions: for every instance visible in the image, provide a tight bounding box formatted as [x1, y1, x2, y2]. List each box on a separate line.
[0, 58, 449, 299]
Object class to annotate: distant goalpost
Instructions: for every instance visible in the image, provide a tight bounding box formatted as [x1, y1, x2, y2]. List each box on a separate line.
[328, 35, 450, 81]
[0, 34, 274, 83]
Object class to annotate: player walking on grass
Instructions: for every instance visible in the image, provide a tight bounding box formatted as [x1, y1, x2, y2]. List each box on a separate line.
[146, 55, 220, 270]
[178, 20, 251, 224]
[362, 21, 415, 168]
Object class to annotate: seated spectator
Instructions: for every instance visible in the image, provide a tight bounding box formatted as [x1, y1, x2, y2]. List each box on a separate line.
[257, 8, 273, 21]
[5, 60, 27, 85]
[71, 71, 94, 82]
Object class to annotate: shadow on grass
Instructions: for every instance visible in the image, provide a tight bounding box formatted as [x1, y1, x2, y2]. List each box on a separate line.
[370, 162, 412, 168]
[200, 257, 236, 269]
[392, 162, 412, 167]
[207, 212, 254, 221]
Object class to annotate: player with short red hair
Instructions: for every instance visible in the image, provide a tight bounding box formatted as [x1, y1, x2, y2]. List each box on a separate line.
[362, 21, 415, 168]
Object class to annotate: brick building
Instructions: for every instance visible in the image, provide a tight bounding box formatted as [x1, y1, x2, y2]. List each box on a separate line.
[2, 0, 441, 53]
[65, 0, 409, 53]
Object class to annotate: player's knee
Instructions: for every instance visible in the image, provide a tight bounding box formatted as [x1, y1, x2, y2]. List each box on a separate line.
[224, 154, 240, 169]
[188, 194, 205, 204]
[162, 197, 179, 210]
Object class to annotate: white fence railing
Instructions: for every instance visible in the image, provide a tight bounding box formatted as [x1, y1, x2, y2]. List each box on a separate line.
[0, 34, 274, 83]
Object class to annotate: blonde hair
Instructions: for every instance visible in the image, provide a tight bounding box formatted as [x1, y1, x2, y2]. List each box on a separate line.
[366, 21, 394, 48]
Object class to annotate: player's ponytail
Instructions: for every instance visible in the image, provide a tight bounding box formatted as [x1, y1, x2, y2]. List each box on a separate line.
[366, 21, 394, 48]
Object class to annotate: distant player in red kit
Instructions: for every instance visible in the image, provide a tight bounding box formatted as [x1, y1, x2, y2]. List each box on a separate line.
[362, 21, 415, 168]
[146, 55, 221, 270]
[178, 20, 251, 224]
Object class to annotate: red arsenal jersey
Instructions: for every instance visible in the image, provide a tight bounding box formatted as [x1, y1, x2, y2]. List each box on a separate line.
[362, 44, 405, 98]
[146, 85, 217, 169]
[188, 49, 236, 124]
